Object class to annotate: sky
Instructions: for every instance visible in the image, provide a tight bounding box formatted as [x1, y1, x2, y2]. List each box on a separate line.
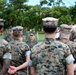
[26, 0, 76, 7]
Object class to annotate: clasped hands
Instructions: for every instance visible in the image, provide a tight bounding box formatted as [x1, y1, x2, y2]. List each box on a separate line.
[8, 66, 17, 74]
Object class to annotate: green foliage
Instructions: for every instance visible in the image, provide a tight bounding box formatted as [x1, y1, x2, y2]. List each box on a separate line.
[0, 0, 6, 5]
[59, 15, 72, 26]
[40, 0, 48, 6]
[0, 0, 76, 30]
[69, 5, 76, 24]
[0, 0, 6, 12]
[9, 0, 28, 5]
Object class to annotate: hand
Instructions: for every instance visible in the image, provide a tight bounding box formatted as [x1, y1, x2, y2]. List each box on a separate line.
[8, 66, 17, 74]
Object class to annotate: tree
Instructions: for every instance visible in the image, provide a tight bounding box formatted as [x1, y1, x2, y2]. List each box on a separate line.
[69, 2, 76, 24]
[24, 5, 42, 31]
[0, 0, 76, 30]
[9, 0, 28, 5]
[40, 0, 48, 6]
[59, 15, 72, 25]
[0, 0, 7, 18]
[56, 0, 65, 6]
[40, 0, 65, 7]
[2, 0, 31, 28]
[0, 0, 6, 10]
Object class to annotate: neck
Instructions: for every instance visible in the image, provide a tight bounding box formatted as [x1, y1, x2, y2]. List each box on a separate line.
[14, 37, 22, 41]
[45, 33, 56, 39]
[31, 38, 35, 41]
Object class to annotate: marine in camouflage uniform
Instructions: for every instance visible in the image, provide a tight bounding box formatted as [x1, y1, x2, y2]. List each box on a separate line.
[3, 26, 31, 75]
[0, 39, 8, 70]
[0, 19, 8, 72]
[59, 24, 76, 75]
[26, 32, 38, 75]
[31, 17, 74, 75]
[59, 24, 76, 63]
[26, 32, 38, 49]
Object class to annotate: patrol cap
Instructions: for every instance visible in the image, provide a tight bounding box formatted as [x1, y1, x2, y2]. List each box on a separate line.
[12, 26, 23, 34]
[12, 26, 23, 30]
[60, 24, 72, 34]
[30, 32, 35, 36]
[0, 19, 5, 26]
[12, 27, 16, 30]
[15, 26, 23, 30]
[42, 17, 58, 26]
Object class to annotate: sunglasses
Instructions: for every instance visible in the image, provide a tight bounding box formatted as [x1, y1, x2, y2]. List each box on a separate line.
[30, 35, 34, 36]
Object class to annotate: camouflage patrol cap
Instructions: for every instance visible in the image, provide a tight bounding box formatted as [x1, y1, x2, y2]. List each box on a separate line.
[12, 26, 23, 34]
[60, 24, 72, 34]
[42, 17, 58, 26]
[30, 32, 35, 36]
[12, 26, 23, 30]
[0, 19, 5, 26]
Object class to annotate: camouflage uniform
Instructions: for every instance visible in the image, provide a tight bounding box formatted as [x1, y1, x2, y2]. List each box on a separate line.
[59, 24, 76, 63]
[31, 17, 74, 75]
[72, 32, 76, 42]
[0, 39, 8, 71]
[4, 34, 14, 42]
[4, 28, 14, 42]
[71, 31, 76, 42]
[26, 39, 38, 49]
[0, 19, 8, 71]
[59, 24, 76, 75]
[6, 39, 30, 75]
[31, 38, 73, 75]
[60, 38, 76, 63]
[70, 25, 76, 42]
[4, 26, 30, 75]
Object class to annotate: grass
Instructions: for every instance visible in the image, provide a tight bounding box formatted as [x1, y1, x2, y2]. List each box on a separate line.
[36, 33, 44, 42]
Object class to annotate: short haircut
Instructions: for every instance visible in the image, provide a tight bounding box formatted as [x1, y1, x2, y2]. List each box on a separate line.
[43, 25, 57, 33]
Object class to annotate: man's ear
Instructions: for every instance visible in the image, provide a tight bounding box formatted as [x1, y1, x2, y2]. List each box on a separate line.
[55, 28, 58, 33]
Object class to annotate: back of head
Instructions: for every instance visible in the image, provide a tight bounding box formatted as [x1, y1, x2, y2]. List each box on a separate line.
[42, 17, 58, 33]
[12, 26, 23, 37]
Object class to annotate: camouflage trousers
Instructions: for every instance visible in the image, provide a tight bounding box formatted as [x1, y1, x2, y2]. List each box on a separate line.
[12, 71, 27, 75]
[7, 70, 28, 75]
[0, 72, 27, 75]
